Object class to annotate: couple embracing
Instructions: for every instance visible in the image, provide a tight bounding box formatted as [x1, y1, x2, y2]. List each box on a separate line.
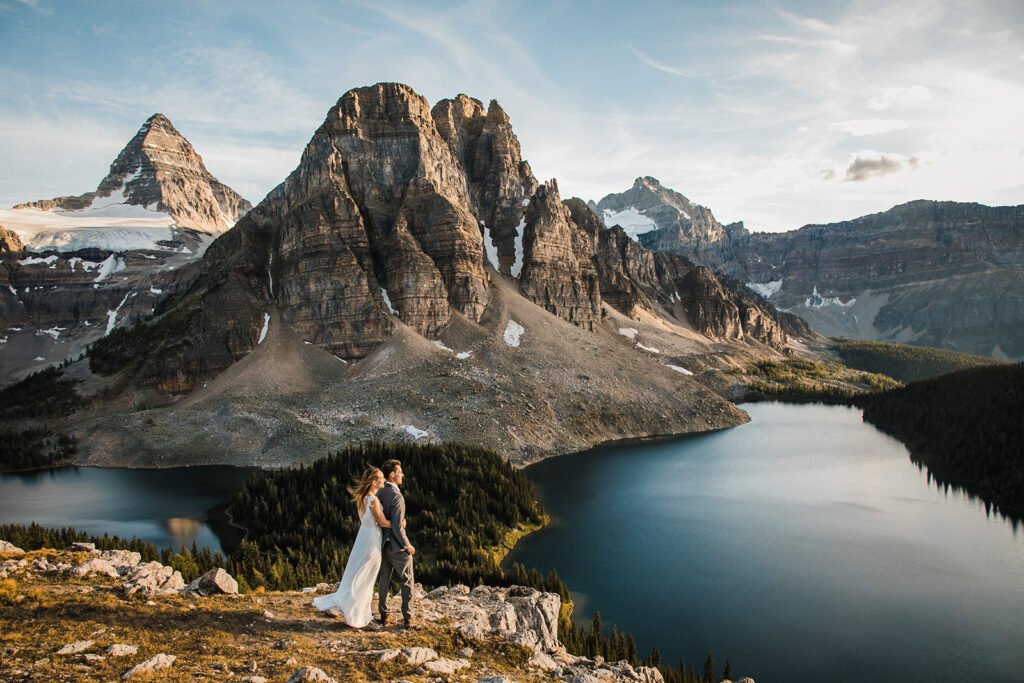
[312, 459, 416, 629]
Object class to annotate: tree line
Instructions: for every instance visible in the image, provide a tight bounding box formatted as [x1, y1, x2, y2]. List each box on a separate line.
[831, 336, 1005, 384]
[858, 362, 1024, 520]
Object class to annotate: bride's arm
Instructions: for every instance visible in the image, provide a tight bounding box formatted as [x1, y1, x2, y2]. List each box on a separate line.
[369, 497, 392, 528]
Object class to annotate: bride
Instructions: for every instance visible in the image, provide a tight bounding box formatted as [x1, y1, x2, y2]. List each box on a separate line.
[312, 467, 394, 628]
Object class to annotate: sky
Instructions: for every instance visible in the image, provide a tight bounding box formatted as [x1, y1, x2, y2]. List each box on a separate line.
[1, 0, 1022, 232]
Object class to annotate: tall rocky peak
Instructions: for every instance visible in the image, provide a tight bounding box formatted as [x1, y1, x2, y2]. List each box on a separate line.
[16, 113, 251, 233]
[431, 94, 538, 275]
[592, 177, 741, 265]
[518, 181, 601, 330]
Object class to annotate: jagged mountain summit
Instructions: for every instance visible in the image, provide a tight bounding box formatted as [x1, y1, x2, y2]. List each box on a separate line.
[595, 180, 1024, 360]
[13, 113, 251, 240]
[0, 114, 252, 383]
[62, 83, 810, 467]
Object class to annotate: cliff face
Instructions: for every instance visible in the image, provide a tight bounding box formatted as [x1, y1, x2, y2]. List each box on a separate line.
[16, 113, 251, 233]
[111, 84, 794, 395]
[597, 180, 1024, 359]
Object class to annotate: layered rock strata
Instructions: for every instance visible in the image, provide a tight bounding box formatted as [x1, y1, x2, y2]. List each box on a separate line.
[518, 182, 602, 329]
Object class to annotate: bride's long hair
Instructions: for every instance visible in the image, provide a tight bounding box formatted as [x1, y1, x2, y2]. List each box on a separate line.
[347, 467, 383, 506]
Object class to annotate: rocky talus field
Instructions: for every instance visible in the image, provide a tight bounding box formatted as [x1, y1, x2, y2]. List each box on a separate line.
[0, 542, 761, 683]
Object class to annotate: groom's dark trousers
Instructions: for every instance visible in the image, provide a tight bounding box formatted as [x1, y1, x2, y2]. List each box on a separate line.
[376, 482, 414, 622]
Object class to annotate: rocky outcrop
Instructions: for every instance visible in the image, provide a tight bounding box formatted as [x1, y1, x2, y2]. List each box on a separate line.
[432, 94, 538, 275]
[3, 544, 704, 683]
[519, 182, 602, 329]
[16, 113, 250, 233]
[0, 226, 23, 253]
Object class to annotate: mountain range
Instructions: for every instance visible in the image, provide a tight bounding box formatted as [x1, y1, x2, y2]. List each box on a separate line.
[2, 84, 810, 467]
[594, 177, 1023, 360]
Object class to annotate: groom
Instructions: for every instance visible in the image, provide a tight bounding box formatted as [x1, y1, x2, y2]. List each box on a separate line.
[376, 458, 416, 628]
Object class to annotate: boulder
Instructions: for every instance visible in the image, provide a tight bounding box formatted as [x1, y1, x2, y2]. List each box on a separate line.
[423, 657, 471, 674]
[286, 666, 337, 683]
[122, 562, 185, 596]
[106, 644, 138, 657]
[122, 653, 176, 679]
[0, 540, 24, 554]
[71, 558, 119, 579]
[56, 641, 93, 655]
[185, 567, 239, 596]
[67, 542, 95, 553]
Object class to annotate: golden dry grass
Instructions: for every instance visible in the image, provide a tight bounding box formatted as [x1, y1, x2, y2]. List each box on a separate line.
[0, 568, 540, 682]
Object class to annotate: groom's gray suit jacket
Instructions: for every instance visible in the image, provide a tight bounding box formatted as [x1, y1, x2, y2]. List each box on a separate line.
[377, 482, 411, 552]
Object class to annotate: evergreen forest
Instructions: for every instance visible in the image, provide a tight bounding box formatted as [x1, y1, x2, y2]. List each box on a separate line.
[859, 362, 1024, 518]
[831, 337, 1005, 383]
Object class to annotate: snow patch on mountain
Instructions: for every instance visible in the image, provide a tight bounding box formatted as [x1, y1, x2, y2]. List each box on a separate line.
[504, 319, 525, 347]
[747, 279, 784, 299]
[1, 207, 176, 253]
[257, 313, 270, 344]
[511, 217, 526, 278]
[601, 208, 658, 240]
[805, 285, 856, 309]
[93, 254, 127, 282]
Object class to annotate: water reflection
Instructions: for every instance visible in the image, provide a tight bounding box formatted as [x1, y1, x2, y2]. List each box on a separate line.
[507, 402, 1024, 683]
[165, 517, 202, 549]
[0, 466, 253, 553]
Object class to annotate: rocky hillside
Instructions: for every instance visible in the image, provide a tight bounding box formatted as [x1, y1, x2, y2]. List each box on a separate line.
[595, 179, 1024, 360]
[0, 114, 251, 384]
[0, 542, 712, 683]
[48, 83, 812, 467]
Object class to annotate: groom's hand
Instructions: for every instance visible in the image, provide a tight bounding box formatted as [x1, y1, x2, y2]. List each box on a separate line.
[406, 545, 416, 556]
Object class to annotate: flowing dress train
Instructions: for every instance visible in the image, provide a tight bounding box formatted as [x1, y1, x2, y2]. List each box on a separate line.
[312, 494, 381, 627]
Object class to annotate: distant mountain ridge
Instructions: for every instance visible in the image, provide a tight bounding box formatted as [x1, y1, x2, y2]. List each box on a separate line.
[0, 114, 251, 384]
[595, 179, 1024, 360]
[15, 113, 250, 234]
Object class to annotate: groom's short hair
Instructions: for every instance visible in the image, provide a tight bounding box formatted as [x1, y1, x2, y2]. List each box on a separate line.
[382, 459, 401, 479]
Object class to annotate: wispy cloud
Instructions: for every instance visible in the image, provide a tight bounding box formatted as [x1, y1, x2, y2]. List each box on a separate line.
[14, 0, 51, 14]
[829, 119, 910, 136]
[626, 42, 699, 78]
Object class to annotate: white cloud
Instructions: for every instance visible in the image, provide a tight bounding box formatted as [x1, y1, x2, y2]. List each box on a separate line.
[829, 119, 910, 136]
[867, 85, 933, 111]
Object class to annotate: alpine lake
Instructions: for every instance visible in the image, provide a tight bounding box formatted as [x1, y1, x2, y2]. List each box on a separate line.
[2, 402, 1022, 683]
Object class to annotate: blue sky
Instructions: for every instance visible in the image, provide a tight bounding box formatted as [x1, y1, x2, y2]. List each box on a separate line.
[1, 0, 1022, 231]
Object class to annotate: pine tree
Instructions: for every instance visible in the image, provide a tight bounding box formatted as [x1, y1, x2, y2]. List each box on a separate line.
[723, 659, 733, 681]
[701, 651, 715, 683]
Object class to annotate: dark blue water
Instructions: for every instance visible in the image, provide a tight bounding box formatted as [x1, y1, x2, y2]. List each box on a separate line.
[0, 466, 252, 553]
[506, 402, 1024, 683]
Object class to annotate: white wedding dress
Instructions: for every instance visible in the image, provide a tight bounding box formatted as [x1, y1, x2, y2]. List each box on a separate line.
[312, 494, 382, 627]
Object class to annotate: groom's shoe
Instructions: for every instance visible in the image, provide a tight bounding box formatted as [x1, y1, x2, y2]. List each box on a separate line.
[375, 615, 388, 629]
[402, 617, 413, 629]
